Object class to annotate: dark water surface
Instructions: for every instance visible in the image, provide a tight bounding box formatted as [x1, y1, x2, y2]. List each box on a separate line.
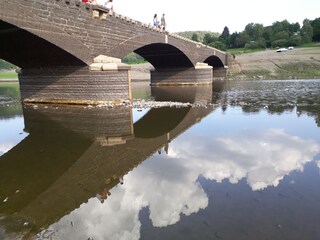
[0, 80, 320, 240]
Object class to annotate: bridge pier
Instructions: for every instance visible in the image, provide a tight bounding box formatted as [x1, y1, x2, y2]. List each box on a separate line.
[150, 63, 213, 86]
[19, 59, 132, 105]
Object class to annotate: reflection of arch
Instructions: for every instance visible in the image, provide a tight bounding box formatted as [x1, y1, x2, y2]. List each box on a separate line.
[204, 55, 225, 68]
[0, 21, 87, 68]
[134, 85, 215, 138]
[134, 43, 194, 69]
[134, 107, 190, 138]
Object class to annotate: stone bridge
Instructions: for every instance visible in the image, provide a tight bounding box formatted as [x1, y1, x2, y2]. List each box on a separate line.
[0, 0, 232, 104]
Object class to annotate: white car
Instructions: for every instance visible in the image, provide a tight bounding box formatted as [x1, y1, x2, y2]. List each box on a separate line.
[288, 46, 294, 50]
[276, 48, 288, 52]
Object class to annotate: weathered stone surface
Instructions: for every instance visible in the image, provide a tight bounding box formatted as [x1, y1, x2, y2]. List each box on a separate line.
[151, 68, 213, 86]
[89, 63, 103, 71]
[19, 66, 131, 104]
[102, 63, 118, 71]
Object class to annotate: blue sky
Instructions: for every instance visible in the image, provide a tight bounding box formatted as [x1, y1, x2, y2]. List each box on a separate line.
[115, 0, 320, 33]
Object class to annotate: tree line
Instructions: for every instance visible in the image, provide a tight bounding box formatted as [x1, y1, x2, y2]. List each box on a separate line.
[0, 59, 18, 70]
[191, 17, 320, 51]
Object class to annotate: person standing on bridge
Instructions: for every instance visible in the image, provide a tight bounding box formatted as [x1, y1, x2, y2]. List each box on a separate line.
[161, 14, 166, 31]
[153, 14, 160, 29]
[96, 0, 108, 7]
[105, 0, 114, 12]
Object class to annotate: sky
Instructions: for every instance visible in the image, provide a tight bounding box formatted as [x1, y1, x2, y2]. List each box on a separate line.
[115, 0, 320, 33]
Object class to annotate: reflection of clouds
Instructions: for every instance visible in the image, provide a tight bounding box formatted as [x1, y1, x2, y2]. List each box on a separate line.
[41, 158, 208, 240]
[39, 129, 320, 240]
[0, 116, 28, 157]
[0, 142, 14, 156]
[173, 129, 320, 191]
[132, 108, 150, 123]
[127, 159, 208, 227]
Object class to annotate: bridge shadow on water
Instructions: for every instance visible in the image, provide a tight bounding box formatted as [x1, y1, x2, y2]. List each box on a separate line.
[0, 84, 224, 237]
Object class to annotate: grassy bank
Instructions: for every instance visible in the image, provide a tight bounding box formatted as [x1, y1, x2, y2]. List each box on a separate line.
[0, 71, 18, 80]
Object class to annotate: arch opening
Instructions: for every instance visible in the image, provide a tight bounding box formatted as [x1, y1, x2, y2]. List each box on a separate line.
[204, 55, 225, 68]
[134, 43, 194, 69]
[0, 21, 86, 69]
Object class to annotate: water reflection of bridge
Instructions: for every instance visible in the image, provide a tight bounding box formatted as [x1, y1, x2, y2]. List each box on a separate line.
[0, 86, 214, 235]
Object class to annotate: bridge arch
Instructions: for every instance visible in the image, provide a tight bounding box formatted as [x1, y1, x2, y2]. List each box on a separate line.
[0, 0, 93, 68]
[0, 21, 86, 68]
[204, 55, 225, 68]
[134, 43, 194, 69]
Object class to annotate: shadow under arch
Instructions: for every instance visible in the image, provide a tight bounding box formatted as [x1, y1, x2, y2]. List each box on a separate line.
[134, 43, 194, 69]
[0, 21, 86, 69]
[204, 55, 225, 68]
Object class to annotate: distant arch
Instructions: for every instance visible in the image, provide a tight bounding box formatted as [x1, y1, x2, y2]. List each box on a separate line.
[204, 55, 225, 68]
[134, 43, 194, 69]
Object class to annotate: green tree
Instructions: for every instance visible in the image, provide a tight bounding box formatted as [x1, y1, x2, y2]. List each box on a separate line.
[202, 33, 217, 45]
[290, 22, 301, 34]
[0, 59, 17, 70]
[272, 21, 284, 34]
[218, 26, 230, 47]
[220, 26, 230, 39]
[289, 34, 302, 46]
[122, 53, 145, 64]
[274, 31, 289, 41]
[311, 17, 320, 41]
[301, 19, 313, 43]
[262, 26, 273, 48]
[245, 23, 264, 41]
[208, 41, 226, 51]
[235, 32, 250, 48]
[271, 39, 288, 48]
[191, 33, 199, 42]
[228, 32, 240, 48]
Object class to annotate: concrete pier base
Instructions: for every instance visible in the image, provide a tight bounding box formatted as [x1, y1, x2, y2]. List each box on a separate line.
[213, 67, 228, 80]
[150, 64, 213, 86]
[18, 64, 131, 105]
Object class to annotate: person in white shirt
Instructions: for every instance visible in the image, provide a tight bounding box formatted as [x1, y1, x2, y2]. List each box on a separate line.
[105, 0, 113, 11]
[96, 0, 107, 7]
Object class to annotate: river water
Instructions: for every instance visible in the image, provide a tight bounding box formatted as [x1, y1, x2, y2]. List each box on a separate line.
[0, 79, 320, 240]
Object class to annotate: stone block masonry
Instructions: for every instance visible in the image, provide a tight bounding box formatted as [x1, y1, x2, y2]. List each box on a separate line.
[19, 66, 131, 105]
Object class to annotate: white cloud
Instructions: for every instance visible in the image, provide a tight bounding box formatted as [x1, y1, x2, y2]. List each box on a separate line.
[38, 128, 320, 240]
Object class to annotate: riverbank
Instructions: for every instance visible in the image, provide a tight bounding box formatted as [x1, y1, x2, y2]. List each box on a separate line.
[0, 70, 18, 82]
[228, 47, 320, 80]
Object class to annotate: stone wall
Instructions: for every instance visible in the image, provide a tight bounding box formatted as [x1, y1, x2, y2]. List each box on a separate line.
[19, 66, 131, 104]
[151, 68, 213, 86]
